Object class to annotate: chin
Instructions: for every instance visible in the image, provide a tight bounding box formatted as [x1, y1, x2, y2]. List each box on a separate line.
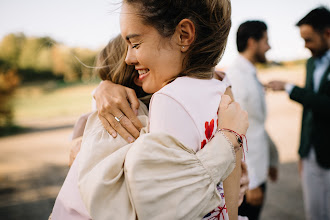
[142, 85, 155, 94]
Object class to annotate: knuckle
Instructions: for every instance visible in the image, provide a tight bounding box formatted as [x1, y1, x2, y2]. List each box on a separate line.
[100, 103, 112, 114]
[120, 117, 130, 127]
[113, 97, 122, 106]
[126, 87, 134, 93]
[112, 121, 121, 130]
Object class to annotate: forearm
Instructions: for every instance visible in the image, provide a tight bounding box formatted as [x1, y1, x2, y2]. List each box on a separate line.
[223, 148, 242, 220]
[290, 86, 330, 113]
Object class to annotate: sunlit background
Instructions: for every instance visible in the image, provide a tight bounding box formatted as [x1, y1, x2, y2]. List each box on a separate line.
[0, 0, 329, 219]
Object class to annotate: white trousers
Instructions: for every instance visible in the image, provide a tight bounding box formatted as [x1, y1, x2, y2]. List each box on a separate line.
[302, 149, 330, 220]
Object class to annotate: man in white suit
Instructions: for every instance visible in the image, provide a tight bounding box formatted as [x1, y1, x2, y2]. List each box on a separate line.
[226, 20, 278, 220]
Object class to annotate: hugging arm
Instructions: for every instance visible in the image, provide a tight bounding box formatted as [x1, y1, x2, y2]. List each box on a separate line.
[93, 80, 143, 142]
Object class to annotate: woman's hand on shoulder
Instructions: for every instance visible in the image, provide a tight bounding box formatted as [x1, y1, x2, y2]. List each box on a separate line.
[217, 95, 249, 148]
[94, 80, 143, 143]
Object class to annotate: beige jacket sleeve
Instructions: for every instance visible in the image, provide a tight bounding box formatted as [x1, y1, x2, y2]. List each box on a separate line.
[78, 101, 235, 220]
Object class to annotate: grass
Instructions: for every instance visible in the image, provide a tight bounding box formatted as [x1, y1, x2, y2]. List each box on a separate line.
[12, 81, 100, 123]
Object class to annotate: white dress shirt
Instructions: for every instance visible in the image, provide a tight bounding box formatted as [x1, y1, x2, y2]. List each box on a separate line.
[226, 55, 275, 189]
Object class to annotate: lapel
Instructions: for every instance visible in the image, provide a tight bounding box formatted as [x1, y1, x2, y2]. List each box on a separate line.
[306, 58, 315, 90]
[318, 63, 330, 93]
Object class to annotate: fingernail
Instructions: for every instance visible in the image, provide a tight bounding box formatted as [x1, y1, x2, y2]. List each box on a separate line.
[111, 132, 117, 138]
[134, 109, 138, 115]
[127, 137, 134, 143]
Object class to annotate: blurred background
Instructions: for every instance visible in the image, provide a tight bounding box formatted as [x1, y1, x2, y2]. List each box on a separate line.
[0, 0, 329, 219]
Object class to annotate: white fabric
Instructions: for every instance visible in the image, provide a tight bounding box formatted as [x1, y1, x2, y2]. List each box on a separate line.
[285, 83, 295, 94]
[149, 77, 231, 219]
[149, 93, 200, 151]
[226, 55, 277, 189]
[302, 148, 330, 220]
[51, 154, 92, 220]
[149, 77, 228, 152]
[78, 106, 236, 220]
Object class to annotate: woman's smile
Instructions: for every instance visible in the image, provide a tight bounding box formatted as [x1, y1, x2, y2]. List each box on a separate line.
[137, 69, 150, 81]
[120, 2, 184, 94]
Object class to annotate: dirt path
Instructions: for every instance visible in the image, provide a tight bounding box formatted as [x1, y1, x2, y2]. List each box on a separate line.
[0, 67, 307, 219]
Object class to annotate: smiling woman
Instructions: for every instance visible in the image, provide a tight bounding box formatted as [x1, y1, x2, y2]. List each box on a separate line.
[120, 3, 186, 94]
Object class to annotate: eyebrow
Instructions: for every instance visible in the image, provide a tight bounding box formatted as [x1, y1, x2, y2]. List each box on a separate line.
[126, 34, 140, 41]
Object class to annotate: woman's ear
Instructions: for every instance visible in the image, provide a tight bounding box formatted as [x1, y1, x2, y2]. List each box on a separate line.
[176, 19, 195, 52]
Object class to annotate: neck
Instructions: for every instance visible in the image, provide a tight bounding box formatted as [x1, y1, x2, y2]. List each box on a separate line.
[240, 51, 256, 66]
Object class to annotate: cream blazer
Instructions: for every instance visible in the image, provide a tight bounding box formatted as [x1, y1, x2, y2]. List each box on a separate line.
[77, 101, 236, 220]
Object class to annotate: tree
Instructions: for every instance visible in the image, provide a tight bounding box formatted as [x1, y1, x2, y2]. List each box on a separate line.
[0, 33, 26, 67]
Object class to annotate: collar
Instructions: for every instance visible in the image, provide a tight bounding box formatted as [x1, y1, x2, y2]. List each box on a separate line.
[236, 54, 257, 75]
[315, 49, 330, 65]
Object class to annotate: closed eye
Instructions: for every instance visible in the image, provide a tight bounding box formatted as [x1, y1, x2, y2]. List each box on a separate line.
[132, 44, 140, 49]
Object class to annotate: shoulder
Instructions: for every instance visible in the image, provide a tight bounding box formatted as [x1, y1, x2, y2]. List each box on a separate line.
[156, 77, 226, 102]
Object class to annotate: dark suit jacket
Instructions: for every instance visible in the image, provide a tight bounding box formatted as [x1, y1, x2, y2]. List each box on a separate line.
[290, 57, 330, 169]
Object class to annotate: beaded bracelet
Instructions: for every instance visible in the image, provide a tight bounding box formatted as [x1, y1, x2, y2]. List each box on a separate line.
[217, 128, 248, 160]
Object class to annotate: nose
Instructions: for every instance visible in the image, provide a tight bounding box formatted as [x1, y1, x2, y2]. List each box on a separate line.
[125, 46, 138, 65]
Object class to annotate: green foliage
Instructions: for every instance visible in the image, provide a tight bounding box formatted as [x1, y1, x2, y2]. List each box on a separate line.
[0, 33, 98, 83]
[0, 33, 99, 130]
[0, 64, 20, 127]
[0, 33, 25, 67]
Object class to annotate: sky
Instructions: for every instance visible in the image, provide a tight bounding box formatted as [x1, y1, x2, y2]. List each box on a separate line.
[0, 0, 330, 67]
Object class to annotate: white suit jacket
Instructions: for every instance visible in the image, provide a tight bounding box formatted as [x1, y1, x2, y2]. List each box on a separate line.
[226, 55, 278, 189]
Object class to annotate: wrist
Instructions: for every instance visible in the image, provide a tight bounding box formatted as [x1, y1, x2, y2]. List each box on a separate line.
[216, 128, 248, 160]
[222, 132, 240, 149]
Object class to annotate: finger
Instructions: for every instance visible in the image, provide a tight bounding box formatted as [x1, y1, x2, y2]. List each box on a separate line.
[126, 88, 140, 115]
[107, 110, 135, 143]
[119, 116, 140, 139]
[219, 94, 232, 110]
[241, 161, 248, 173]
[119, 97, 143, 132]
[99, 114, 117, 138]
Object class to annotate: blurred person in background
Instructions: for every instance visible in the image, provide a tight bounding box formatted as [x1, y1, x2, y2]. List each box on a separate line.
[226, 20, 279, 220]
[267, 6, 330, 220]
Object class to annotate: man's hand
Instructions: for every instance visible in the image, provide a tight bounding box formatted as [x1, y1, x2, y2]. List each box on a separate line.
[245, 187, 264, 206]
[268, 166, 278, 182]
[266, 80, 286, 91]
[94, 80, 143, 143]
[239, 161, 249, 206]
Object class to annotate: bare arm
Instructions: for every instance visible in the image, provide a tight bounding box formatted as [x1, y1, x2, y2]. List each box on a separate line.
[222, 87, 241, 220]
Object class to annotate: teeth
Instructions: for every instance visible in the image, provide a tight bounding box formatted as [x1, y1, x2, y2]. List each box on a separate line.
[138, 69, 149, 75]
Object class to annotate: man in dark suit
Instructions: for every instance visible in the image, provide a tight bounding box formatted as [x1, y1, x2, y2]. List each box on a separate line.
[268, 7, 330, 220]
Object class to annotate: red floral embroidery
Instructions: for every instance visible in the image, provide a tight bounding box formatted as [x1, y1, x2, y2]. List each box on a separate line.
[207, 205, 227, 220]
[205, 119, 215, 140]
[200, 119, 215, 149]
[201, 139, 207, 149]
